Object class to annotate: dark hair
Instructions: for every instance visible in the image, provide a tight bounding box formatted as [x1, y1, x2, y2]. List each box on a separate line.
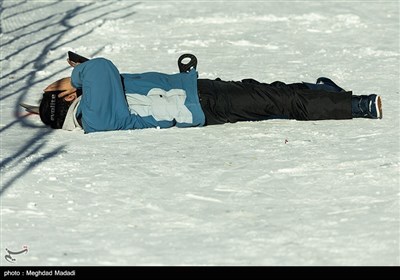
[39, 91, 72, 129]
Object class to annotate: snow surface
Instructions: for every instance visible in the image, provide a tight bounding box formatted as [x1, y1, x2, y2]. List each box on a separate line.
[1, 0, 399, 266]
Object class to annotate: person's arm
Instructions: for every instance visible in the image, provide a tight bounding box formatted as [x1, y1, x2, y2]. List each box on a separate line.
[44, 77, 77, 98]
[43, 58, 81, 97]
[70, 58, 162, 133]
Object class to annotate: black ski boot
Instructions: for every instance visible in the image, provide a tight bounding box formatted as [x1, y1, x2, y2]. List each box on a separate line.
[303, 77, 346, 93]
[352, 94, 383, 119]
[316, 77, 346, 92]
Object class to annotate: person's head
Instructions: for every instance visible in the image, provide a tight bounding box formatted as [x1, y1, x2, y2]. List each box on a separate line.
[39, 91, 76, 129]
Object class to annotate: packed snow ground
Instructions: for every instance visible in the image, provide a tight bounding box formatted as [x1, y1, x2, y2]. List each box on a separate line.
[1, 0, 399, 266]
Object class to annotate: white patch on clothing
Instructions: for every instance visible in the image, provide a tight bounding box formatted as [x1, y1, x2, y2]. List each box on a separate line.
[126, 88, 193, 123]
[62, 96, 83, 131]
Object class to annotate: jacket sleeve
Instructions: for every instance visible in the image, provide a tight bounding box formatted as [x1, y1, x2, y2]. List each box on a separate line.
[71, 58, 160, 133]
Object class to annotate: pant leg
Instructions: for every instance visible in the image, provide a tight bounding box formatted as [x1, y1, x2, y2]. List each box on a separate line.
[197, 78, 352, 125]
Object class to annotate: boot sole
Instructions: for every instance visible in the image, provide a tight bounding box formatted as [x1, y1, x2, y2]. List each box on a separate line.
[376, 95, 383, 119]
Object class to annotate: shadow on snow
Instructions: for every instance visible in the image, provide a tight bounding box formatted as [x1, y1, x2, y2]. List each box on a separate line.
[0, 1, 141, 196]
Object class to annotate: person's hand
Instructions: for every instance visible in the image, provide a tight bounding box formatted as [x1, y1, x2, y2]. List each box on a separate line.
[67, 59, 80, 68]
[44, 77, 77, 98]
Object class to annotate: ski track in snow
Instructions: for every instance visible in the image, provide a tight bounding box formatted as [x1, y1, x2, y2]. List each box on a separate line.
[0, 0, 399, 265]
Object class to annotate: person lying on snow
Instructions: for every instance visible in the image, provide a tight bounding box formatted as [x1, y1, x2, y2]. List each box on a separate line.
[39, 56, 382, 133]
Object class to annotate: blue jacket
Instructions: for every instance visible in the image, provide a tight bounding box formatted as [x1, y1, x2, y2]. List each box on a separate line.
[70, 58, 205, 133]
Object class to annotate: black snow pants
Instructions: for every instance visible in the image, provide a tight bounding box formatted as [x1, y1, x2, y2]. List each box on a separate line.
[197, 78, 352, 125]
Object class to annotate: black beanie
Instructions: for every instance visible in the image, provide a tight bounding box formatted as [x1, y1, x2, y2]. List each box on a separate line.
[39, 91, 71, 129]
